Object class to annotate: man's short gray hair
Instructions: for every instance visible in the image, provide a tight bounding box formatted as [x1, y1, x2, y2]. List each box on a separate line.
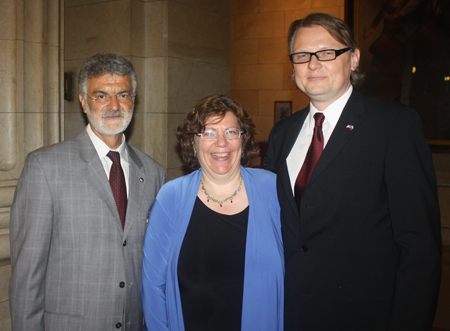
[78, 53, 137, 96]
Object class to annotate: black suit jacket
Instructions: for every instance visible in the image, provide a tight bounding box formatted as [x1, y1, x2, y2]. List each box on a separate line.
[266, 89, 442, 331]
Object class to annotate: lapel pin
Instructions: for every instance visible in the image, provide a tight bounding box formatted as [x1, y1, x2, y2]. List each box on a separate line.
[346, 125, 354, 131]
[139, 178, 144, 183]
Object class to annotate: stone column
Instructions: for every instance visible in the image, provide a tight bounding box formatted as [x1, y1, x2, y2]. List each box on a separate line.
[0, 0, 63, 328]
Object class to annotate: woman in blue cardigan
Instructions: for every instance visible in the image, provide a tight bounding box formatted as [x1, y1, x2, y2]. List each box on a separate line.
[141, 95, 284, 331]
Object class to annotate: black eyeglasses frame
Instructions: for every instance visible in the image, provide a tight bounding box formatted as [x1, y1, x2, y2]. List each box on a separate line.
[289, 47, 351, 64]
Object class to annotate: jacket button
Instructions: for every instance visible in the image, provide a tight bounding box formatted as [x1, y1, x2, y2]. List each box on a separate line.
[115, 322, 122, 329]
[119, 281, 125, 288]
[301, 244, 309, 252]
[123, 240, 127, 247]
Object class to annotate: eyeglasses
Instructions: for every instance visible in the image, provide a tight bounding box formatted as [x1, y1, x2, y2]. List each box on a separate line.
[289, 47, 351, 64]
[195, 129, 244, 141]
[86, 92, 135, 104]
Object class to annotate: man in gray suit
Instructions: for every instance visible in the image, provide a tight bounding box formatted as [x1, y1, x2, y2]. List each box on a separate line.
[9, 53, 165, 331]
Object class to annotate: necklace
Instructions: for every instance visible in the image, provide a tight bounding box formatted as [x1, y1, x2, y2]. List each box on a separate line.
[201, 177, 242, 207]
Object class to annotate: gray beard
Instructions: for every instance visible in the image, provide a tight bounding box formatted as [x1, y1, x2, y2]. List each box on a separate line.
[85, 102, 134, 136]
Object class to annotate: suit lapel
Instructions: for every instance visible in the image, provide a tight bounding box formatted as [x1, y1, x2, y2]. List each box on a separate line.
[277, 108, 309, 242]
[77, 131, 124, 232]
[307, 89, 366, 188]
[281, 108, 309, 218]
[123, 145, 146, 238]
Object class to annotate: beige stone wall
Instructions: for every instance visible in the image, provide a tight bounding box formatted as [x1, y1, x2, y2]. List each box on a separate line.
[64, 0, 230, 181]
[164, 0, 231, 179]
[0, 0, 64, 329]
[230, 0, 345, 149]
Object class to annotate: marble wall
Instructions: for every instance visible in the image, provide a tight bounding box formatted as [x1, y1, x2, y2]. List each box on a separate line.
[230, 0, 345, 154]
[64, 0, 230, 181]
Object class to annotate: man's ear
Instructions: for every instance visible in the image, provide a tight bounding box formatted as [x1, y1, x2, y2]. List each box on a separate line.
[79, 94, 87, 114]
[351, 48, 360, 71]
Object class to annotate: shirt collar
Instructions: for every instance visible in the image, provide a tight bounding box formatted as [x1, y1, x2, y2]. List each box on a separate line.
[86, 124, 128, 163]
[308, 85, 353, 128]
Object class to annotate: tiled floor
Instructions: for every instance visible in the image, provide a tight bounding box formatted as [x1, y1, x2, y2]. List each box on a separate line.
[433, 245, 450, 330]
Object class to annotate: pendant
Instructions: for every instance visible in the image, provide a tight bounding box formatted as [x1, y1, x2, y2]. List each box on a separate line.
[201, 177, 242, 207]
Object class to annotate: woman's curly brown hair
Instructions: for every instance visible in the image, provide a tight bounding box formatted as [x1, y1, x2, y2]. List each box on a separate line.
[176, 95, 259, 170]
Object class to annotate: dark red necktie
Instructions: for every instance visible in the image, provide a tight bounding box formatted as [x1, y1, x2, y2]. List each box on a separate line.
[107, 151, 127, 228]
[294, 112, 325, 209]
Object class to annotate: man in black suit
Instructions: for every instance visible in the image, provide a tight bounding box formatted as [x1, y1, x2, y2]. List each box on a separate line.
[265, 13, 442, 331]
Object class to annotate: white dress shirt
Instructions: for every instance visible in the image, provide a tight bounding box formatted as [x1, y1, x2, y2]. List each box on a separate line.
[287, 86, 353, 192]
[86, 124, 130, 197]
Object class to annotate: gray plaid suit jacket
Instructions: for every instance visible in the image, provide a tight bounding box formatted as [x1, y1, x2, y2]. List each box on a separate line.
[9, 130, 165, 331]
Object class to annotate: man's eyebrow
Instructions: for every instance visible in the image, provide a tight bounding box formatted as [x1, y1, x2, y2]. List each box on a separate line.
[92, 89, 132, 94]
[92, 89, 108, 94]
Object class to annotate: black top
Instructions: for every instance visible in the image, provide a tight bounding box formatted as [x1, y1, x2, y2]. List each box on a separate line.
[178, 197, 249, 331]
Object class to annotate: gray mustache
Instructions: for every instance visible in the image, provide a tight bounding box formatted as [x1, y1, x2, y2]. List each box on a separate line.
[100, 109, 124, 118]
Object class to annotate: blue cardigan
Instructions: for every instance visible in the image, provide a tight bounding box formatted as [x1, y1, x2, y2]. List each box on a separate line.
[142, 167, 284, 330]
